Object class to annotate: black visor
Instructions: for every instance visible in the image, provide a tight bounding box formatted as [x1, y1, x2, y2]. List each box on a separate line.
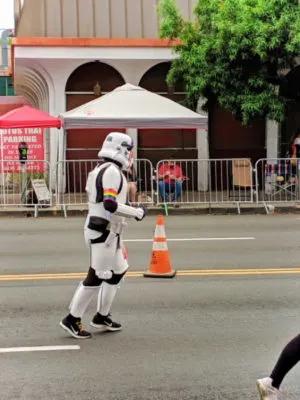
[121, 141, 133, 151]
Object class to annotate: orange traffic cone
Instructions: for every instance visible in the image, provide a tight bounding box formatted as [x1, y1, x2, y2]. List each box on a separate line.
[144, 215, 176, 278]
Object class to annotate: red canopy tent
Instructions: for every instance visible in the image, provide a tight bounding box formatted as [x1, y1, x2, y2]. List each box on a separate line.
[0, 105, 61, 129]
[0, 106, 61, 184]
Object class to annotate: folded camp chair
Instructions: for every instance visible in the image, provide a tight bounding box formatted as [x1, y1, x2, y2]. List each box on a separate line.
[230, 159, 254, 200]
[264, 161, 297, 200]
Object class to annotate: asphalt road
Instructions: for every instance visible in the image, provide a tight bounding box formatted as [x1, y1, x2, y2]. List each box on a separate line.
[1, 215, 300, 400]
[1, 214, 300, 275]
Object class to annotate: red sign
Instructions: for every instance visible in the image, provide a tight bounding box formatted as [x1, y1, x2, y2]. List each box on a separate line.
[0, 127, 44, 173]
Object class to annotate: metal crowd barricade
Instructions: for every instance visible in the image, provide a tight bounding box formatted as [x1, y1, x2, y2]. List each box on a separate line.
[255, 158, 300, 212]
[155, 158, 254, 212]
[55, 158, 155, 216]
[55, 159, 98, 212]
[0, 160, 52, 216]
[133, 158, 154, 205]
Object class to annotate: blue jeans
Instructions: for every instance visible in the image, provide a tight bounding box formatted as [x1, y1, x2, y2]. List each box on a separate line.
[158, 181, 182, 202]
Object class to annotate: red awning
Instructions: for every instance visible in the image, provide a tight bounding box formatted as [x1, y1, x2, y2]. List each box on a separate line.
[0, 105, 61, 129]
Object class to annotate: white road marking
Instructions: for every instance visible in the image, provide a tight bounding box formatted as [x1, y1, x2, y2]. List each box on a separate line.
[0, 345, 80, 353]
[124, 237, 255, 242]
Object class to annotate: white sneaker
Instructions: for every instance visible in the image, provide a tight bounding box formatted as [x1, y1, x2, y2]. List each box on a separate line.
[256, 377, 279, 400]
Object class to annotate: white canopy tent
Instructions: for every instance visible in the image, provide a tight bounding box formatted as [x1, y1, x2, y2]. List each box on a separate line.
[60, 83, 207, 130]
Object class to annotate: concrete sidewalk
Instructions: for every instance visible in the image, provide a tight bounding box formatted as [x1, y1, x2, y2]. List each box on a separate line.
[0, 202, 300, 217]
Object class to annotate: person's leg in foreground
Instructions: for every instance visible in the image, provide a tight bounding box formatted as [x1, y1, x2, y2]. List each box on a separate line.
[257, 333, 300, 399]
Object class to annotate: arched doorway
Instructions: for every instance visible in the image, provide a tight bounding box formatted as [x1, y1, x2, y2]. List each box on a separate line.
[138, 62, 197, 166]
[65, 62, 125, 191]
[65, 61, 125, 160]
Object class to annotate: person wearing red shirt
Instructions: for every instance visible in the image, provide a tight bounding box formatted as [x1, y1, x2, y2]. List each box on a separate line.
[157, 160, 183, 202]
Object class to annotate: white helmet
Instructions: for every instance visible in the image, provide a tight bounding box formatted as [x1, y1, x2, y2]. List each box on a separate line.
[98, 132, 134, 169]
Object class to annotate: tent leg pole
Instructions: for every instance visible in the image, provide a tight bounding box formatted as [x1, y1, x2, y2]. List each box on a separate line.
[63, 205, 67, 218]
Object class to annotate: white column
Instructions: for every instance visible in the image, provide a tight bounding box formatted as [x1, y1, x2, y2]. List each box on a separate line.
[264, 119, 280, 196]
[266, 119, 279, 161]
[196, 99, 209, 191]
[48, 75, 66, 192]
[39, 60, 70, 172]
[126, 128, 138, 160]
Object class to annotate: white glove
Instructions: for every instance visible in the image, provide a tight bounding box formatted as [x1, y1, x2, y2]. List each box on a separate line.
[135, 206, 146, 221]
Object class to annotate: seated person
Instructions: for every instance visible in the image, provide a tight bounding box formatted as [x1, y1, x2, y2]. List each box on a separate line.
[157, 159, 183, 202]
[123, 156, 138, 204]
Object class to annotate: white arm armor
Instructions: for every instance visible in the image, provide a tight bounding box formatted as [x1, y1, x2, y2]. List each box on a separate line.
[115, 203, 144, 220]
[101, 164, 145, 220]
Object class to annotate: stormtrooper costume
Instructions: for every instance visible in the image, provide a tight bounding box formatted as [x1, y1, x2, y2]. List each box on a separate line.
[60, 132, 146, 339]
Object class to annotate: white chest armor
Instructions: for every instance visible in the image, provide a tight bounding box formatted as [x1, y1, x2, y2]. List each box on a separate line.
[85, 162, 128, 227]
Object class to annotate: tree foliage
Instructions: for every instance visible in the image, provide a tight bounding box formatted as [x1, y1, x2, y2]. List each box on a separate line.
[158, 0, 300, 125]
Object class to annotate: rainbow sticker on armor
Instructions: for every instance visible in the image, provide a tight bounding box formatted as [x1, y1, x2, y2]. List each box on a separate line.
[103, 188, 117, 202]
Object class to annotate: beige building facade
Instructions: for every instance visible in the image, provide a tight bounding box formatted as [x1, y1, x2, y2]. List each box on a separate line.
[13, 0, 210, 177]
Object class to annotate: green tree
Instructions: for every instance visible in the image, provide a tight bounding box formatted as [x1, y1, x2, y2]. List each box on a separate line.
[158, 0, 300, 125]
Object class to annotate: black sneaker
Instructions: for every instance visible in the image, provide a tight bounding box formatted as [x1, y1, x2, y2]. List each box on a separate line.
[59, 316, 92, 339]
[90, 313, 122, 331]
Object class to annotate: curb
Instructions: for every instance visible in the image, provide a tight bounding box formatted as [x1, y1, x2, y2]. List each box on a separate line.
[0, 205, 300, 217]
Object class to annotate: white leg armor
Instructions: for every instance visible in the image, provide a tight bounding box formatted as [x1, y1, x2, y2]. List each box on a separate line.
[69, 282, 99, 318]
[96, 241, 128, 316]
[89, 237, 117, 280]
[97, 282, 118, 316]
